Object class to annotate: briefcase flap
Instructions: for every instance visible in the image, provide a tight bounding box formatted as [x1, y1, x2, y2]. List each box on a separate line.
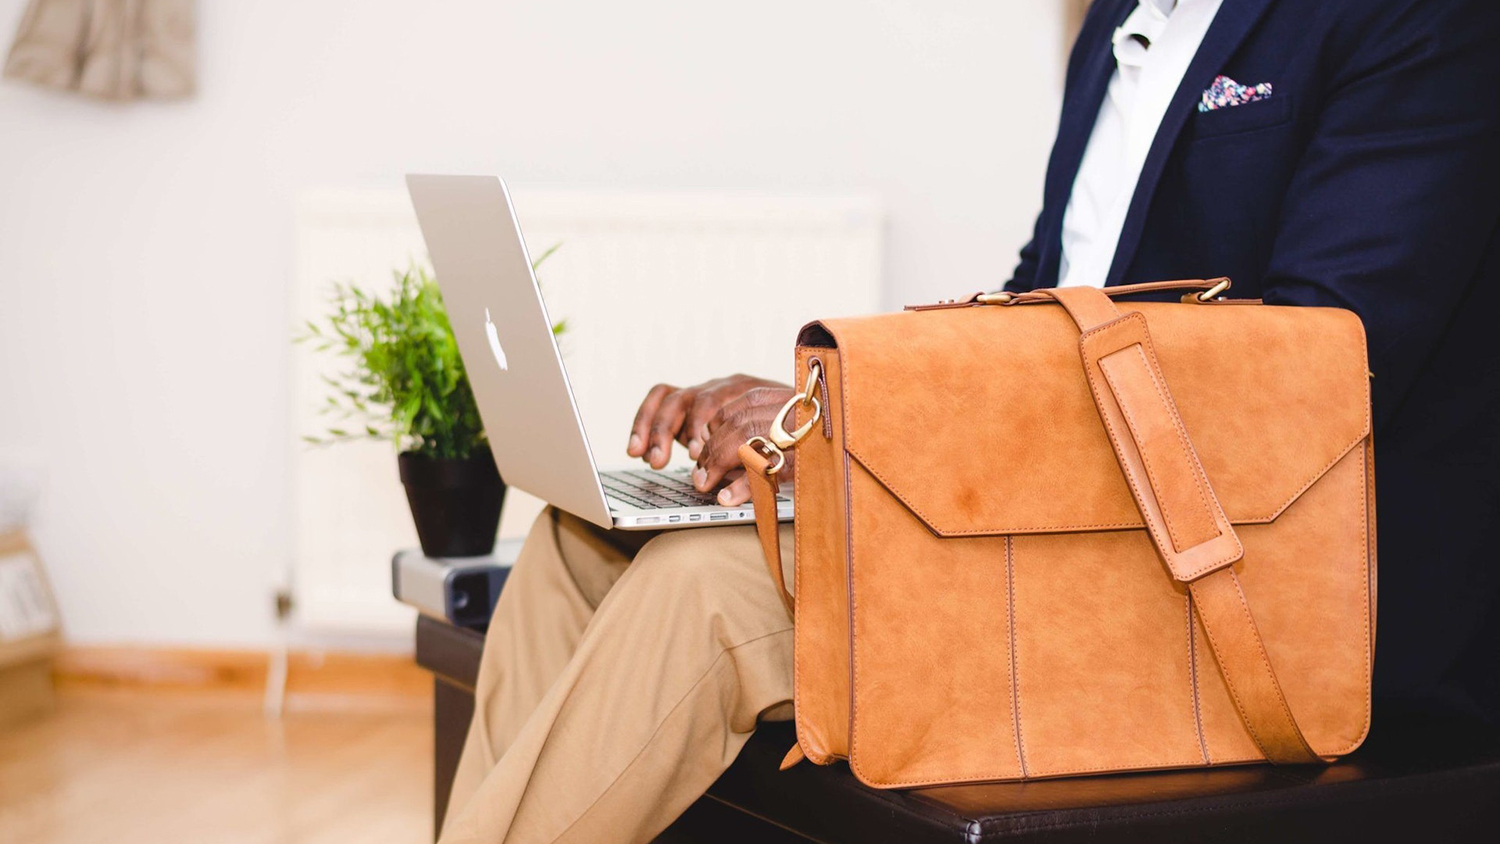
[804, 300, 1370, 537]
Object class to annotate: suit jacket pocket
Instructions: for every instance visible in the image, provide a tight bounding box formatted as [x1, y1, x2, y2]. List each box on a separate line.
[1190, 94, 1293, 140]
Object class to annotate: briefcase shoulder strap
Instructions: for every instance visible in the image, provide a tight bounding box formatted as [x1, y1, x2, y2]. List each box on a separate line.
[1041, 285, 1324, 765]
[741, 442, 796, 619]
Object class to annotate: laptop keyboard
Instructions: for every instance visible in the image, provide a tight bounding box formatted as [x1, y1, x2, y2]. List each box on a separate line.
[602, 469, 721, 510]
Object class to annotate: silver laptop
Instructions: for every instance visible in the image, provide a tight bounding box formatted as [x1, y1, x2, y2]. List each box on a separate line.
[405, 174, 794, 530]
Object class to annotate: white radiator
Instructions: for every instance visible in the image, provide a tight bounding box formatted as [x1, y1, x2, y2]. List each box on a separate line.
[291, 187, 883, 634]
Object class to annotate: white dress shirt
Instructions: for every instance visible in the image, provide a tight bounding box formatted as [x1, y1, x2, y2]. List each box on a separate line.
[1057, 0, 1224, 288]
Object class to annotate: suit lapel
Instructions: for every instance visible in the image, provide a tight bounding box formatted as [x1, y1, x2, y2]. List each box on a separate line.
[1035, 0, 1134, 288]
[1102, 0, 1277, 287]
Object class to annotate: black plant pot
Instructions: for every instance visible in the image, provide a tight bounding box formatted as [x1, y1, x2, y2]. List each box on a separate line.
[398, 448, 507, 558]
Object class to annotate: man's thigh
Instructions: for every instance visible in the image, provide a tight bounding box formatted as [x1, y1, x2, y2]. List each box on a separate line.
[603, 521, 795, 665]
[552, 509, 656, 609]
[558, 511, 793, 614]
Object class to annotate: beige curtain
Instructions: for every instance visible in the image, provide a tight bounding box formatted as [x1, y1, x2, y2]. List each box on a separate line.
[3, 0, 195, 101]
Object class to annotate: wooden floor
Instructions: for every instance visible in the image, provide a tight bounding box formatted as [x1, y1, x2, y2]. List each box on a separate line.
[0, 689, 432, 844]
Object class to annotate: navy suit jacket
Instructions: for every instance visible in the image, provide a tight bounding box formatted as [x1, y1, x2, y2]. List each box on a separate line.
[1007, 0, 1500, 717]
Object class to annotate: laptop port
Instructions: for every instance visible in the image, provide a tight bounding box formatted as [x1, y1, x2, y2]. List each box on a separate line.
[709, 512, 729, 521]
[668, 515, 681, 523]
[688, 514, 702, 521]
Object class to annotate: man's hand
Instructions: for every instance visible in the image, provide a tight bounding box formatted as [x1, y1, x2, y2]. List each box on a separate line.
[627, 375, 793, 506]
[693, 385, 796, 505]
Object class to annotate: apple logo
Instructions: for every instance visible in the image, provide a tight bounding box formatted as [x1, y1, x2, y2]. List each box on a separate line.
[484, 308, 508, 371]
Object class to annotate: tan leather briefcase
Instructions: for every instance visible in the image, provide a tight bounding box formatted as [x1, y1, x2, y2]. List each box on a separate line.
[740, 279, 1375, 788]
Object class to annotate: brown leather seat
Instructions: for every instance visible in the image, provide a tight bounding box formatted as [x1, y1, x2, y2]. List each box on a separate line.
[417, 615, 1500, 843]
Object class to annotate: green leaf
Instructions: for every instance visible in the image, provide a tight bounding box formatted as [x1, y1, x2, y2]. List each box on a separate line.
[295, 257, 568, 458]
[531, 240, 563, 271]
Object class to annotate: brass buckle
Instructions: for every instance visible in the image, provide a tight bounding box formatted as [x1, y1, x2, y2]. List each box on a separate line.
[745, 436, 786, 475]
[749, 361, 824, 469]
[770, 394, 821, 449]
[1194, 277, 1232, 302]
[765, 360, 824, 449]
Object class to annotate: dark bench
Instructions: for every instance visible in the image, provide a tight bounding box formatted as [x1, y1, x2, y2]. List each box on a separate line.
[416, 615, 1500, 842]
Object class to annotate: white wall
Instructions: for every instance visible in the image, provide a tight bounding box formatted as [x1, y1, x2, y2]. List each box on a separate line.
[0, 1, 1064, 648]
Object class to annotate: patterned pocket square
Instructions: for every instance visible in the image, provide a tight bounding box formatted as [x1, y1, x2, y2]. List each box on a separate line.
[1199, 75, 1273, 113]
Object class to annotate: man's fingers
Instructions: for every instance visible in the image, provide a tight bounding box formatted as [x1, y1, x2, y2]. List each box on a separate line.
[703, 386, 790, 441]
[716, 472, 751, 507]
[695, 386, 799, 491]
[632, 377, 794, 478]
[629, 384, 674, 457]
[646, 388, 693, 468]
[686, 426, 710, 461]
[682, 390, 724, 460]
[694, 409, 748, 491]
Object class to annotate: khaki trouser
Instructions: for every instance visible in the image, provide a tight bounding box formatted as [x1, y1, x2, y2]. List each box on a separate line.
[440, 508, 796, 844]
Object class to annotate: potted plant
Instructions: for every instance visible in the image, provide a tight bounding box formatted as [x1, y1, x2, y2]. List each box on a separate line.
[299, 253, 562, 557]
